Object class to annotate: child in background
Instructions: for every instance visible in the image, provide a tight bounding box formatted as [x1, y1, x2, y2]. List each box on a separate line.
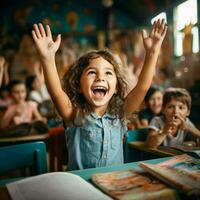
[138, 86, 163, 128]
[127, 86, 163, 130]
[26, 74, 49, 104]
[0, 56, 9, 87]
[0, 80, 45, 129]
[32, 19, 167, 170]
[146, 87, 200, 148]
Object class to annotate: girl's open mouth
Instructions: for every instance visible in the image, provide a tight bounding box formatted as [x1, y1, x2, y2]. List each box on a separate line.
[91, 86, 108, 99]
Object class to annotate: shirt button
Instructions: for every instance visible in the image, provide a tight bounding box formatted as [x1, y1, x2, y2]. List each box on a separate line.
[103, 155, 107, 159]
[104, 140, 107, 144]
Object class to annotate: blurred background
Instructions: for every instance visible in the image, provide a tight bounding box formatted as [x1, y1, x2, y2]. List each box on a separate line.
[0, 0, 200, 124]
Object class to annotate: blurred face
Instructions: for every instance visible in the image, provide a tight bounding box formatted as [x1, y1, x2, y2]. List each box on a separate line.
[32, 78, 41, 91]
[148, 91, 163, 114]
[80, 57, 117, 113]
[163, 98, 190, 125]
[11, 84, 27, 103]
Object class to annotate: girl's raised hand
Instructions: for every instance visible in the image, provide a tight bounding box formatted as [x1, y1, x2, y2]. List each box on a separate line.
[32, 23, 61, 60]
[142, 19, 167, 52]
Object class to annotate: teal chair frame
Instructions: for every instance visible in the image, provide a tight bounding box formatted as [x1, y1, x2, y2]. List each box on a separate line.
[0, 141, 48, 184]
[124, 128, 148, 163]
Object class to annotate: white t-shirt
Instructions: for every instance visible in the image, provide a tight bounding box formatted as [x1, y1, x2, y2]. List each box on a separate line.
[148, 116, 195, 146]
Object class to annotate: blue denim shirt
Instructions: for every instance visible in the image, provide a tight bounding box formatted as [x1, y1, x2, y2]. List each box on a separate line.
[65, 113, 126, 170]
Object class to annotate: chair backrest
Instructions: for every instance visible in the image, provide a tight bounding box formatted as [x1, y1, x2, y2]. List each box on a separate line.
[124, 128, 148, 163]
[0, 141, 48, 184]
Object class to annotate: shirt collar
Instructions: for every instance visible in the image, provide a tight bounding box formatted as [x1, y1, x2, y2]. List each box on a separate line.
[90, 112, 115, 120]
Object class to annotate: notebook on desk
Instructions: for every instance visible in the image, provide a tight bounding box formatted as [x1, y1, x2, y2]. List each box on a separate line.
[6, 172, 112, 200]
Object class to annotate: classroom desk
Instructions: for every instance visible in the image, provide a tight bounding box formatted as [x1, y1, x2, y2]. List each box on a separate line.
[129, 141, 182, 158]
[1, 156, 198, 200]
[0, 157, 171, 200]
[0, 133, 49, 146]
[70, 157, 170, 181]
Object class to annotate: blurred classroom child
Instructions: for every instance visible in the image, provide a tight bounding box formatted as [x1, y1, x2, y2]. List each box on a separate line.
[0, 80, 45, 129]
[146, 87, 200, 148]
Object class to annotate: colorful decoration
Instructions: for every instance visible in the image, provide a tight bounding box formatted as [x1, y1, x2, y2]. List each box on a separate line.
[66, 11, 78, 31]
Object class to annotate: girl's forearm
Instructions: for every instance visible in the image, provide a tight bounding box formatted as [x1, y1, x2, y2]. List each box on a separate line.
[146, 131, 166, 148]
[137, 50, 159, 91]
[124, 50, 160, 114]
[39, 57, 73, 121]
[40, 57, 63, 96]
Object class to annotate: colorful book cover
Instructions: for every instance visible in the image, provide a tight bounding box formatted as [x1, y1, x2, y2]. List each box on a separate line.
[91, 169, 176, 200]
[140, 154, 200, 196]
[170, 145, 200, 158]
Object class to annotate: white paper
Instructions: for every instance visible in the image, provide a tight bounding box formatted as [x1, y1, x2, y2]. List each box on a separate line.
[7, 172, 112, 200]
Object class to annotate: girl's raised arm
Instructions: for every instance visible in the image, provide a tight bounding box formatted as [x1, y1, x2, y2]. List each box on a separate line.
[124, 19, 167, 118]
[32, 24, 73, 123]
[0, 56, 5, 87]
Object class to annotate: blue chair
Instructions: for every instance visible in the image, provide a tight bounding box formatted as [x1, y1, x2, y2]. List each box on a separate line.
[0, 141, 48, 185]
[124, 128, 148, 163]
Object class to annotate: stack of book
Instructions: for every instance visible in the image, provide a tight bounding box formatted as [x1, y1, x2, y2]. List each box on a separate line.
[92, 154, 200, 200]
[6, 154, 200, 200]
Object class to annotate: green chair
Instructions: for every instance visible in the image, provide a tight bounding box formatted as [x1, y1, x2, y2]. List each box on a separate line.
[124, 128, 148, 163]
[0, 141, 48, 185]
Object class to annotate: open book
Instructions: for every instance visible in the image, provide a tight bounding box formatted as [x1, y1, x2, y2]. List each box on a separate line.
[140, 154, 200, 196]
[6, 172, 112, 200]
[91, 169, 176, 200]
[169, 145, 200, 158]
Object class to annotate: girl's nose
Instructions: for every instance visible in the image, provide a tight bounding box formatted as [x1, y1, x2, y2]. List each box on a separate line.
[95, 74, 105, 82]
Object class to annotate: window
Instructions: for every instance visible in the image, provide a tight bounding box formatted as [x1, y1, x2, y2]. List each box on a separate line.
[151, 12, 167, 25]
[174, 0, 199, 56]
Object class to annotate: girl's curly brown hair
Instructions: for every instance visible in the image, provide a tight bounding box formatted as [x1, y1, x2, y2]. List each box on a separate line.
[63, 49, 129, 125]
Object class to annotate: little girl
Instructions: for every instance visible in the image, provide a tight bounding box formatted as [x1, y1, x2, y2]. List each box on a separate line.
[32, 19, 167, 170]
[138, 86, 163, 128]
[146, 87, 200, 148]
[0, 80, 44, 128]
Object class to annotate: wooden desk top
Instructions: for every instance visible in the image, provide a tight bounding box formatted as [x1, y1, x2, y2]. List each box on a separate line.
[0, 133, 49, 144]
[129, 141, 182, 157]
[0, 186, 11, 200]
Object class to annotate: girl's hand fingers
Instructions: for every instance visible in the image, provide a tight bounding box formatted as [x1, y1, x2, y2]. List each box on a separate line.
[46, 25, 52, 39]
[38, 23, 46, 37]
[33, 24, 42, 38]
[150, 20, 156, 37]
[161, 24, 167, 36]
[32, 30, 37, 42]
[141, 29, 148, 41]
[155, 19, 161, 33]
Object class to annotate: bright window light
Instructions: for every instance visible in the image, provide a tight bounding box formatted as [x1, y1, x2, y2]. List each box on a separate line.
[151, 12, 167, 24]
[192, 27, 199, 53]
[174, 0, 197, 30]
[173, 0, 198, 56]
[174, 32, 183, 56]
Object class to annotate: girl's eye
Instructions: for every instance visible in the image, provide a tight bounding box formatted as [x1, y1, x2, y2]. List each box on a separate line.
[88, 71, 96, 75]
[106, 71, 113, 76]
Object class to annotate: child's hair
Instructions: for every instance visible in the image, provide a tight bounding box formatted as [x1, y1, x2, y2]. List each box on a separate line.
[144, 86, 163, 104]
[63, 49, 128, 124]
[163, 87, 191, 110]
[25, 75, 37, 91]
[9, 80, 25, 92]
